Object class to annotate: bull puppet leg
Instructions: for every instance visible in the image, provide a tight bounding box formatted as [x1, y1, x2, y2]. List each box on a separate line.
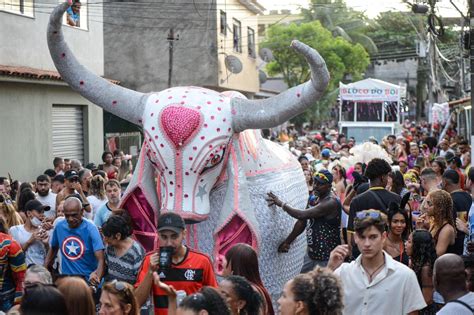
[120, 145, 160, 252]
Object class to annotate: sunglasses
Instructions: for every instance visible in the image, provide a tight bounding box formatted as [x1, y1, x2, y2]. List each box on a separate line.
[314, 172, 329, 183]
[111, 279, 126, 291]
[109, 280, 133, 300]
[355, 210, 384, 222]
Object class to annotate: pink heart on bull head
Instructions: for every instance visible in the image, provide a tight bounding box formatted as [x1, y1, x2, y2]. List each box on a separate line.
[160, 106, 202, 147]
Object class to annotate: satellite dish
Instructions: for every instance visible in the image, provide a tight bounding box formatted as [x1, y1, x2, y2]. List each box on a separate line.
[259, 48, 274, 62]
[224, 55, 243, 74]
[259, 70, 267, 84]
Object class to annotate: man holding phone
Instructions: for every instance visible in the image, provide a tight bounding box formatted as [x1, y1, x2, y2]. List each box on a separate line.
[135, 212, 217, 315]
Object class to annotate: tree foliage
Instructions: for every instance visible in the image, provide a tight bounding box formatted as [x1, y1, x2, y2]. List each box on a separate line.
[365, 11, 425, 53]
[302, 0, 378, 54]
[260, 21, 370, 126]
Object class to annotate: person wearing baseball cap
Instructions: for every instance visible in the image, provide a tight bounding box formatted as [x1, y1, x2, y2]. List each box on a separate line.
[135, 212, 218, 314]
[321, 148, 331, 161]
[9, 199, 50, 266]
[266, 169, 342, 272]
[55, 170, 92, 217]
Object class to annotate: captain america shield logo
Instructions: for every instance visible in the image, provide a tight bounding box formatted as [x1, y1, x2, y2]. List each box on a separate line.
[61, 236, 85, 261]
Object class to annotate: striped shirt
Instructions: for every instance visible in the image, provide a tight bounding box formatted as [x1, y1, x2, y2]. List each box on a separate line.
[135, 247, 218, 315]
[0, 233, 26, 312]
[104, 239, 145, 284]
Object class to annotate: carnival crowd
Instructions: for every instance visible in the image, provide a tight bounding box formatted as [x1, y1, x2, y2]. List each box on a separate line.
[0, 120, 473, 315]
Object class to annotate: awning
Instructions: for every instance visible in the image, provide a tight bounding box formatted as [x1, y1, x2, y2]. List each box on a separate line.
[339, 78, 401, 102]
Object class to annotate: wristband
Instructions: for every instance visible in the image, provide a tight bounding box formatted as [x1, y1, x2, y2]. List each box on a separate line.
[281, 202, 286, 209]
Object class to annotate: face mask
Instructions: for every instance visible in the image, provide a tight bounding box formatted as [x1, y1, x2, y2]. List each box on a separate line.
[31, 216, 42, 227]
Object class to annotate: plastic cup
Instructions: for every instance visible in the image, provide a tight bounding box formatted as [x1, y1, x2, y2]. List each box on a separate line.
[412, 211, 421, 228]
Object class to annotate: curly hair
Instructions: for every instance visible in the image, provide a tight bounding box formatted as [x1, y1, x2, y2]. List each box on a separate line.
[410, 230, 437, 286]
[291, 267, 343, 315]
[427, 189, 455, 230]
[102, 151, 113, 163]
[179, 287, 231, 315]
[102, 214, 133, 240]
[223, 276, 261, 315]
[364, 158, 392, 181]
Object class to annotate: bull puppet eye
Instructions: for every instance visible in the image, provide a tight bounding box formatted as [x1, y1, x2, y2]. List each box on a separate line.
[200, 148, 226, 175]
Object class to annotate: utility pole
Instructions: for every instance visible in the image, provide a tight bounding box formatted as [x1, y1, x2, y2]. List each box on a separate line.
[167, 28, 179, 88]
[427, 32, 437, 120]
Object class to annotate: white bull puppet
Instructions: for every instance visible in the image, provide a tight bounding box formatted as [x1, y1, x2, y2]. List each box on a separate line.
[47, 2, 330, 301]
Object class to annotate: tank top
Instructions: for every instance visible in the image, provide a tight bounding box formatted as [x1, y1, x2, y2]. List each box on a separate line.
[433, 223, 457, 254]
[306, 195, 342, 261]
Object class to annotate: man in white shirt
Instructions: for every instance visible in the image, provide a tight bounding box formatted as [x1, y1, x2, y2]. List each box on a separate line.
[9, 199, 50, 266]
[94, 179, 121, 227]
[328, 209, 426, 315]
[435, 254, 474, 314]
[439, 139, 454, 158]
[35, 174, 57, 219]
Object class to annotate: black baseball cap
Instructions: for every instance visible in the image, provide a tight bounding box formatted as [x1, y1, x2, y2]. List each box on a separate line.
[157, 212, 185, 233]
[445, 151, 455, 163]
[64, 170, 79, 180]
[25, 199, 51, 212]
[85, 163, 98, 171]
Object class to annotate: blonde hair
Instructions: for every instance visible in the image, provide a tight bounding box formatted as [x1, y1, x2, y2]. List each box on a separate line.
[56, 277, 95, 315]
[0, 193, 23, 229]
[427, 189, 455, 231]
[89, 175, 106, 200]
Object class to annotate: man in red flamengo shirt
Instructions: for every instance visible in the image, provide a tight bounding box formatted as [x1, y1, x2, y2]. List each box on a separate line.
[135, 212, 217, 314]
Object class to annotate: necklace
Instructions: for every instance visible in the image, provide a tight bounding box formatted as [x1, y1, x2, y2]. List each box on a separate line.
[362, 260, 385, 283]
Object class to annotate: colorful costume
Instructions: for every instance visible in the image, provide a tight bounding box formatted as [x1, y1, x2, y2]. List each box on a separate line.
[0, 233, 26, 312]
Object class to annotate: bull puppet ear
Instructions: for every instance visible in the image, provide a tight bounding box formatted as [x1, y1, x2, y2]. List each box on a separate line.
[213, 141, 261, 273]
[231, 40, 329, 132]
[47, 2, 147, 126]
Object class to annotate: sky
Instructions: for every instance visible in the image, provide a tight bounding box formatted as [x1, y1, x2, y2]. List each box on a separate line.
[258, 0, 468, 18]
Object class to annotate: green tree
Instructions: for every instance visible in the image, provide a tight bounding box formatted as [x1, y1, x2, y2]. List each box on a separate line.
[302, 0, 378, 55]
[260, 21, 370, 126]
[365, 11, 424, 54]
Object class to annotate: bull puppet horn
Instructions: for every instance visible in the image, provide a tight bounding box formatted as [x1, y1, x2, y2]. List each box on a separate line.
[47, 2, 146, 125]
[231, 40, 330, 132]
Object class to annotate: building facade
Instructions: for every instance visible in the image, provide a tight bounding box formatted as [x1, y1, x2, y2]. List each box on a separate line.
[0, 0, 105, 181]
[103, 0, 263, 97]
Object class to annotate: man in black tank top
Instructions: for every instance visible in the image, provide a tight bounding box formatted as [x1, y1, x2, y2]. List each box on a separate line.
[347, 158, 401, 258]
[266, 169, 341, 273]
